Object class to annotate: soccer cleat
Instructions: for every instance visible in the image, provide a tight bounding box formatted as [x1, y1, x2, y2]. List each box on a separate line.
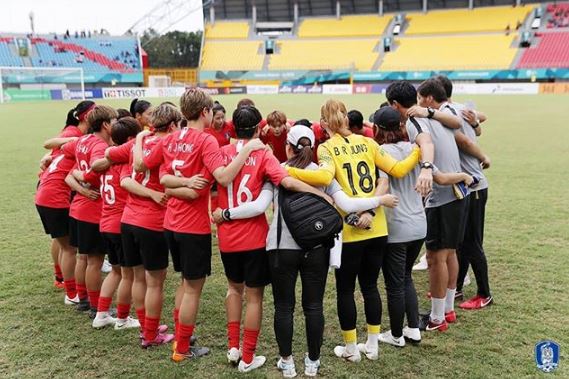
[238, 355, 266, 373]
[454, 291, 464, 301]
[139, 325, 169, 339]
[304, 354, 320, 377]
[54, 280, 65, 289]
[227, 347, 241, 365]
[378, 330, 406, 348]
[92, 313, 117, 329]
[412, 253, 428, 271]
[101, 259, 112, 273]
[171, 346, 210, 362]
[445, 310, 457, 323]
[419, 314, 448, 332]
[141, 332, 174, 348]
[64, 295, 80, 305]
[356, 343, 379, 360]
[76, 298, 90, 312]
[459, 295, 493, 310]
[402, 326, 421, 344]
[114, 316, 140, 330]
[333, 345, 361, 362]
[88, 308, 98, 320]
[277, 357, 297, 378]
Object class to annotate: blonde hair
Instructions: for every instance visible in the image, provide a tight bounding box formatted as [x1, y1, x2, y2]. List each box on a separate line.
[180, 87, 213, 121]
[320, 99, 350, 137]
[87, 105, 118, 132]
[266, 110, 287, 126]
[149, 103, 182, 130]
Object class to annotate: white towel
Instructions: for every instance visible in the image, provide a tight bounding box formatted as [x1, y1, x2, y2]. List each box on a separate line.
[329, 232, 342, 269]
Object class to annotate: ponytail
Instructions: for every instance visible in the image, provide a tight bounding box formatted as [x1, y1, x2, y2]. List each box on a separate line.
[130, 98, 152, 117]
[321, 99, 350, 137]
[286, 138, 314, 169]
[64, 100, 95, 128]
[64, 108, 79, 127]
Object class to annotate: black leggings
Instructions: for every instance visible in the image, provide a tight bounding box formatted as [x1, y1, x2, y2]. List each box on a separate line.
[268, 248, 329, 361]
[383, 239, 423, 337]
[335, 236, 387, 332]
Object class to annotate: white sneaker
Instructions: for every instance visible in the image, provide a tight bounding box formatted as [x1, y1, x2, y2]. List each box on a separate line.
[412, 253, 428, 271]
[64, 295, 79, 305]
[463, 273, 471, 287]
[92, 313, 117, 329]
[277, 357, 297, 378]
[378, 330, 405, 347]
[304, 355, 320, 377]
[402, 326, 421, 344]
[238, 355, 266, 373]
[114, 316, 140, 330]
[333, 345, 361, 362]
[227, 347, 241, 365]
[101, 259, 112, 273]
[356, 343, 379, 360]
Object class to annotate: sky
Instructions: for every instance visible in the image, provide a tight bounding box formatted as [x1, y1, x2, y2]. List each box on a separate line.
[0, 0, 204, 36]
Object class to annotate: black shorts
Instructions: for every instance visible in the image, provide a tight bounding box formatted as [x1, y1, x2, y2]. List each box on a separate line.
[102, 232, 122, 266]
[69, 217, 105, 255]
[220, 248, 270, 288]
[425, 198, 469, 251]
[36, 205, 69, 239]
[165, 230, 212, 280]
[121, 223, 168, 271]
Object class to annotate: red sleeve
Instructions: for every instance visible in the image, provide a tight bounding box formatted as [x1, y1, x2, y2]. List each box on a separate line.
[108, 140, 133, 164]
[260, 133, 269, 144]
[83, 169, 101, 187]
[61, 139, 78, 158]
[227, 123, 236, 138]
[194, 167, 214, 197]
[201, 135, 224, 174]
[263, 151, 289, 186]
[158, 162, 172, 180]
[120, 162, 132, 181]
[60, 127, 82, 138]
[143, 139, 164, 170]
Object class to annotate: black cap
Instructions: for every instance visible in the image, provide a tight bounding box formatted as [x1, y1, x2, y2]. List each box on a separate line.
[373, 107, 401, 131]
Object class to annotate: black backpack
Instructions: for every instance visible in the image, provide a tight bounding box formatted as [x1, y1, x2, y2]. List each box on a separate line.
[277, 187, 343, 251]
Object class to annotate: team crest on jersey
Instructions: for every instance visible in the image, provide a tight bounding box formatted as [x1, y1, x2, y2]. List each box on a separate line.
[535, 340, 559, 373]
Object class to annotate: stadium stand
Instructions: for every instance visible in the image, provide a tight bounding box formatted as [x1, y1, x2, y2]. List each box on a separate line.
[0, 38, 24, 67]
[201, 41, 264, 70]
[404, 6, 533, 35]
[380, 34, 517, 71]
[546, 3, 569, 28]
[518, 32, 569, 68]
[298, 15, 390, 38]
[204, 21, 250, 39]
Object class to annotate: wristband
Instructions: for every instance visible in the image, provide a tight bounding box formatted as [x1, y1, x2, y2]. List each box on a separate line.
[222, 209, 232, 221]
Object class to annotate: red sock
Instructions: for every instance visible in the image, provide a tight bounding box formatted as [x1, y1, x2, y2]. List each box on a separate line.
[76, 283, 87, 300]
[177, 323, 195, 354]
[98, 296, 112, 313]
[144, 316, 160, 341]
[64, 279, 77, 299]
[54, 264, 63, 281]
[173, 309, 180, 339]
[242, 329, 260, 364]
[227, 321, 240, 349]
[135, 308, 146, 330]
[87, 290, 100, 309]
[117, 303, 130, 320]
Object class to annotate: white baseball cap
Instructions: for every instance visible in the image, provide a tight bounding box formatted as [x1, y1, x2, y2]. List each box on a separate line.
[286, 125, 315, 149]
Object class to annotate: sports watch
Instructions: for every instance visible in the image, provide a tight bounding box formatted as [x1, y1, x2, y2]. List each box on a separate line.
[222, 209, 232, 221]
[420, 162, 434, 170]
[427, 107, 435, 119]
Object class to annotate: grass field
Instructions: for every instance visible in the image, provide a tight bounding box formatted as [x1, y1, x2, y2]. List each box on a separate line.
[1, 94, 568, 378]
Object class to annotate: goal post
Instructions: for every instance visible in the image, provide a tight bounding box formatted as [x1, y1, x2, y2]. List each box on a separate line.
[0, 66, 85, 103]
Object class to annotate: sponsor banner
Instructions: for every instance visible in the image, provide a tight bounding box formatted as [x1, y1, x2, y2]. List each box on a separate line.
[246, 85, 279, 95]
[145, 87, 186, 98]
[1, 72, 142, 85]
[50, 88, 103, 100]
[199, 87, 247, 95]
[353, 83, 389, 94]
[452, 83, 539, 95]
[102, 87, 149, 99]
[322, 84, 353, 95]
[3, 89, 52, 102]
[279, 85, 323, 94]
[539, 82, 569, 94]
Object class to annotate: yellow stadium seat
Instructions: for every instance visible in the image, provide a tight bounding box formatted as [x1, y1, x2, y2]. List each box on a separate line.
[269, 39, 379, 70]
[205, 22, 250, 39]
[201, 41, 264, 70]
[380, 34, 517, 71]
[405, 6, 533, 35]
[298, 15, 390, 37]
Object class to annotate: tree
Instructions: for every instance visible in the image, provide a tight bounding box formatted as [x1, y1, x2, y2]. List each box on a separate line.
[141, 29, 202, 68]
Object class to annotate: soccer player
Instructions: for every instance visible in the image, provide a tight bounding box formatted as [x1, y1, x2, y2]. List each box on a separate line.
[140, 88, 265, 361]
[285, 99, 420, 362]
[129, 98, 152, 129]
[36, 101, 95, 296]
[204, 102, 235, 147]
[434, 75, 493, 309]
[261, 110, 288, 163]
[63, 105, 118, 317]
[386, 80, 467, 332]
[347, 110, 374, 138]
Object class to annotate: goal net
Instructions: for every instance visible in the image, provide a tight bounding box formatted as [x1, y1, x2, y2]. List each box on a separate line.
[0, 67, 85, 103]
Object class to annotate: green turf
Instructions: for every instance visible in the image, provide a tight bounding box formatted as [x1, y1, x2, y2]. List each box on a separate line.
[1, 94, 568, 378]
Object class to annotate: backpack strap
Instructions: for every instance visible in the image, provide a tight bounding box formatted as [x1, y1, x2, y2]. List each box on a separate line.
[274, 186, 286, 269]
[409, 116, 423, 134]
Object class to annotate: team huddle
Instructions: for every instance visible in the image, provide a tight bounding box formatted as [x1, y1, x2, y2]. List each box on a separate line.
[35, 76, 493, 377]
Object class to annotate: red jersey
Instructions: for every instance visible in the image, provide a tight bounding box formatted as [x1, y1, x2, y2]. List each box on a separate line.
[64, 134, 108, 223]
[120, 135, 167, 232]
[217, 143, 288, 253]
[35, 127, 84, 208]
[144, 127, 224, 235]
[311, 122, 330, 162]
[260, 130, 288, 163]
[99, 163, 128, 234]
[205, 122, 236, 147]
[107, 138, 134, 164]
